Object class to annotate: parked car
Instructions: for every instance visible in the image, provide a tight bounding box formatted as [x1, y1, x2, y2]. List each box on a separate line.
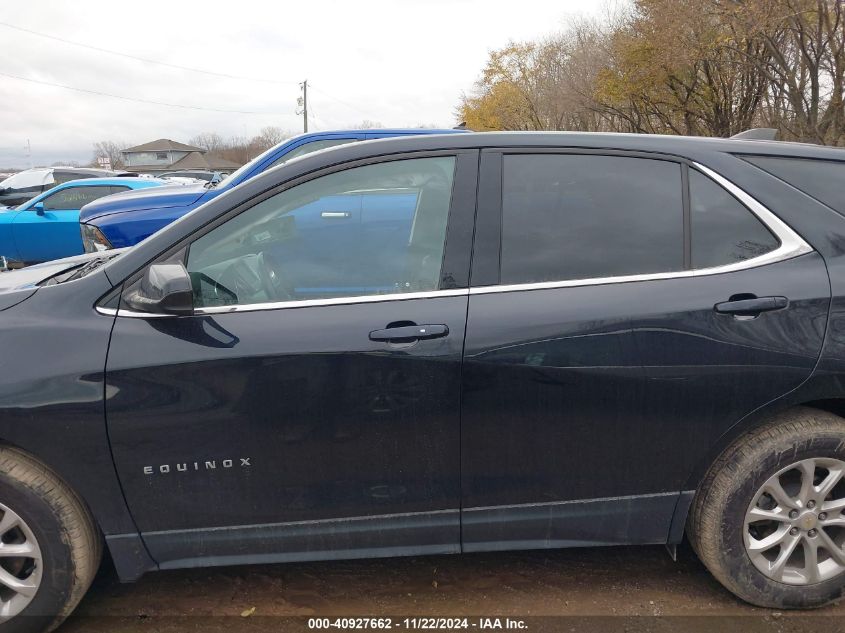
[0, 167, 119, 208]
[0, 177, 166, 266]
[78, 128, 466, 252]
[159, 169, 227, 184]
[6, 131, 845, 630]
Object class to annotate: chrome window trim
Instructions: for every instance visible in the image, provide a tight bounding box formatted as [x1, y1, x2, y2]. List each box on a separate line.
[113, 161, 812, 318]
[471, 161, 812, 297]
[115, 288, 470, 318]
[194, 288, 469, 315]
[695, 163, 811, 262]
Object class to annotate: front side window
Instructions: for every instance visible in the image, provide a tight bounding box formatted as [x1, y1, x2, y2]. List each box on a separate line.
[689, 170, 779, 269]
[186, 156, 456, 308]
[500, 154, 684, 284]
[41, 186, 114, 211]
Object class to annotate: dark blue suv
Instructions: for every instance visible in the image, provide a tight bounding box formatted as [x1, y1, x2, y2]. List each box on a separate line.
[79, 128, 465, 252]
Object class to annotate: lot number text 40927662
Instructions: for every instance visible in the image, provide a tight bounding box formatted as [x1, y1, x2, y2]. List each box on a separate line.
[307, 618, 528, 630]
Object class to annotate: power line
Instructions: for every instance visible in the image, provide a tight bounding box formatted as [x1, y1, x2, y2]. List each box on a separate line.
[0, 21, 376, 122]
[0, 71, 269, 114]
[307, 103, 322, 131]
[0, 21, 299, 85]
[309, 84, 371, 118]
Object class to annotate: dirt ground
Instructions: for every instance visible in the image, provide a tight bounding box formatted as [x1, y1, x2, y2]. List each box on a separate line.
[58, 544, 845, 633]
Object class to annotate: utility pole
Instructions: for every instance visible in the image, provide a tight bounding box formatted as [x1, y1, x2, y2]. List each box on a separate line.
[25, 139, 32, 168]
[297, 80, 308, 133]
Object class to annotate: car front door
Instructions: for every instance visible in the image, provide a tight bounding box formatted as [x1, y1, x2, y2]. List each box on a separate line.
[460, 150, 830, 552]
[105, 151, 478, 568]
[13, 185, 125, 263]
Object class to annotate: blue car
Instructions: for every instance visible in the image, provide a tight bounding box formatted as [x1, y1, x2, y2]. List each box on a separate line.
[79, 128, 466, 252]
[0, 177, 165, 266]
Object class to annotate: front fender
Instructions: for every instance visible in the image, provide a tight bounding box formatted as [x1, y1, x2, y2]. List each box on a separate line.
[0, 270, 156, 579]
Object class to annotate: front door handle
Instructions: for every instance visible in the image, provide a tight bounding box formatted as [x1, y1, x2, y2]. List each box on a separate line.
[714, 295, 788, 316]
[369, 324, 449, 342]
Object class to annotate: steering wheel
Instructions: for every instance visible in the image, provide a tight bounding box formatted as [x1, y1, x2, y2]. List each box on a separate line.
[257, 251, 296, 301]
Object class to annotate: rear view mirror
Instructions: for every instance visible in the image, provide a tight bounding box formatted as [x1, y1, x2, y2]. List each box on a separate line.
[124, 263, 194, 315]
[32, 202, 45, 215]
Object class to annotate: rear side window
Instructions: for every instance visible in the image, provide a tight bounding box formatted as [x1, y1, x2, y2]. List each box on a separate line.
[689, 170, 779, 269]
[500, 154, 684, 284]
[53, 171, 91, 184]
[742, 156, 845, 215]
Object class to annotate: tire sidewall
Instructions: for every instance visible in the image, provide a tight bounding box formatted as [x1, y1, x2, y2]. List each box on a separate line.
[0, 471, 75, 633]
[719, 432, 845, 608]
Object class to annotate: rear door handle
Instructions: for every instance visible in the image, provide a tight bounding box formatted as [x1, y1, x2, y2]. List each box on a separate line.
[321, 211, 352, 219]
[714, 296, 788, 316]
[369, 324, 449, 342]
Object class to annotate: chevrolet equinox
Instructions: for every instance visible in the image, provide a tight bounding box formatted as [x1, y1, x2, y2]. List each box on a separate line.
[2, 132, 845, 630]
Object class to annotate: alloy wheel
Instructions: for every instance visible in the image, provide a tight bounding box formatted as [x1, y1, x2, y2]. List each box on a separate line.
[0, 502, 42, 620]
[745, 458, 845, 585]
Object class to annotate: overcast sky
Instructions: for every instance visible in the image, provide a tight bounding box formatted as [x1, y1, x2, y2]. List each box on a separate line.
[0, 0, 605, 168]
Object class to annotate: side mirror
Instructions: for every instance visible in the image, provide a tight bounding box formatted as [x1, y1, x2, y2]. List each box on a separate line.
[32, 202, 45, 215]
[124, 263, 194, 315]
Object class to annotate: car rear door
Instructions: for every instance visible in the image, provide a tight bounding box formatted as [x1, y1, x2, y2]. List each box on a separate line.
[460, 149, 830, 552]
[104, 151, 478, 568]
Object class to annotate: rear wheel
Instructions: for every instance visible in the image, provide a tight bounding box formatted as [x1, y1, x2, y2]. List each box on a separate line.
[0, 447, 101, 632]
[689, 407, 845, 609]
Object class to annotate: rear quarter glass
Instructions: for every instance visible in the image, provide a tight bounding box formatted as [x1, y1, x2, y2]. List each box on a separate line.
[741, 155, 845, 216]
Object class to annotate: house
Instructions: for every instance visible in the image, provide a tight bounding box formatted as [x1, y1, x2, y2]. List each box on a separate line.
[121, 139, 242, 174]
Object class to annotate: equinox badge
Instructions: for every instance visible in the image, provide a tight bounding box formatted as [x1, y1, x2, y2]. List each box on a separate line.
[143, 458, 252, 475]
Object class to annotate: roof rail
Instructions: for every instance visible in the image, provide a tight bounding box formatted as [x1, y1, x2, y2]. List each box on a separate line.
[730, 128, 778, 141]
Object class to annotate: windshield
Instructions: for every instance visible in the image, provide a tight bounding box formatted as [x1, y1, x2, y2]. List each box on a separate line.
[214, 133, 352, 190]
[15, 190, 44, 211]
[0, 169, 52, 190]
[214, 142, 291, 189]
[39, 252, 123, 286]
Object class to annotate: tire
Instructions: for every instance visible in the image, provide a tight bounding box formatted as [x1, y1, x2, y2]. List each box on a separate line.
[0, 446, 101, 632]
[688, 406, 845, 609]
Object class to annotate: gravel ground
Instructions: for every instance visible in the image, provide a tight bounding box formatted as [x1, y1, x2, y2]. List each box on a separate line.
[57, 544, 845, 633]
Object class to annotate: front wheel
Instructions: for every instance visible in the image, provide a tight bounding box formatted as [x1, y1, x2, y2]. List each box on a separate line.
[688, 407, 845, 609]
[0, 447, 101, 632]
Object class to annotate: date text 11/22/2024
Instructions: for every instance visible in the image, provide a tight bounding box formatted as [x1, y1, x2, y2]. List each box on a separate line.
[307, 618, 528, 630]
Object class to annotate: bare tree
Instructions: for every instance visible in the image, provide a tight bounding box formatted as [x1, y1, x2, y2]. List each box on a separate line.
[716, 0, 845, 144]
[91, 141, 129, 169]
[255, 126, 290, 149]
[187, 132, 226, 153]
[458, 0, 845, 144]
[185, 128, 292, 165]
[351, 120, 385, 129]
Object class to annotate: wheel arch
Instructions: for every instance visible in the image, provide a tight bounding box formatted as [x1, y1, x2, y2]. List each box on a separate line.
[0, 432, 156, 582]
[668, 394, 845, 544]
[684, 398, 845, 492]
